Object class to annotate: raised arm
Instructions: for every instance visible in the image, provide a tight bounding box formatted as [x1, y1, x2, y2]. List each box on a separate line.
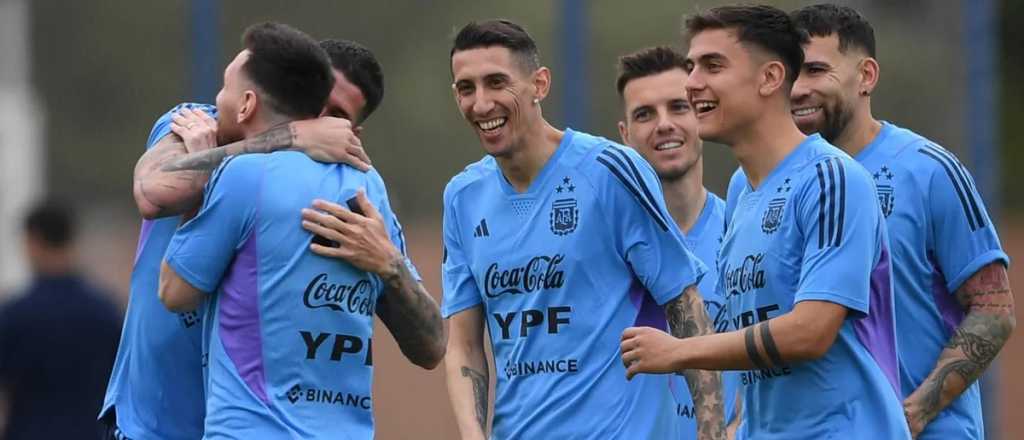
[445, 306, 490, 440]
[134, 107, 369, 219]
[301, 192, 446, 369]
[662, 285, 726, 440]
[902, 262, 1015, 436]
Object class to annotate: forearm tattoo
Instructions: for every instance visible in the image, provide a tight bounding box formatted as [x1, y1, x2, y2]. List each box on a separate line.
[160, 124, 294, 172]
[378, 259, 445, 365]
[461, 366, 489, 434]
[666, 286, 726, 440]
[914, 263, 1014, 421]
[135, 125, 296, 217]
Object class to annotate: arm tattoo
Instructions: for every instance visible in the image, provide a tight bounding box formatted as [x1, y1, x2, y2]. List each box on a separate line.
[135, 125, 296, 217]
[161, 124, 294, 172]
[912, 263, 1014, 422]
[378, 259, 445, 366]
[460, 366, 488, 434]
[665, 286, 726, 440]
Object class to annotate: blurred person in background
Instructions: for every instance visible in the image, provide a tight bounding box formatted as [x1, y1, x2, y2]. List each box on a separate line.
[0, 201, 121, 440]
[790, 5, 1014, 438]
[615, 46, 741, 438]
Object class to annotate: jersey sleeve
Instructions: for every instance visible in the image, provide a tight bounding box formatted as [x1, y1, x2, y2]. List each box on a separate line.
[145, 103, 217, 150]
[163, 155, 261, 293]
[594, 146, 706, 305]
[366, 171, 421, 282]
[921, 146, 1010, 292]
[794, 157, 880, 316]
[440, 183, 482, 318]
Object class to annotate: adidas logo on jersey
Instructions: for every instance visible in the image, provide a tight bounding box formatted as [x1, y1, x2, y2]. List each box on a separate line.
[473, 219, 490, 237]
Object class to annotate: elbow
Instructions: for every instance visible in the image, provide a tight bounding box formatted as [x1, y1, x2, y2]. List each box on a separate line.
[412, 330, 449, 370]
[134, 183, 164, 220]
[789, 330, 836, 361]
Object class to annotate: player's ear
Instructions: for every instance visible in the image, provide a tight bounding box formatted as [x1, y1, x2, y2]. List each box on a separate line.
[238, 90, 258, 124]
[759, 60, 786, 97]
[531, 66, 552, 102]
[618, 120, 630, 145]
[858, 57, 880, 97]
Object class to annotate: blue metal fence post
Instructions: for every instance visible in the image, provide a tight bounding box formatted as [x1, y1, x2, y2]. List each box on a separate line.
[190, 0, 220, 103]
[963, 0, 1002, 437]
[559, 0, 588, 131]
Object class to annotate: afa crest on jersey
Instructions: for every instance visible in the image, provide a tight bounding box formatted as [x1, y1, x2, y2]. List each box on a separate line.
[873, 165, 895, 218]
[550, 198, 578, 235]
[762, 198, 785, 234]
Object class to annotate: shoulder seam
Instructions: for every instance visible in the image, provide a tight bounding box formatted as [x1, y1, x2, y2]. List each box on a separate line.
[917, 144, 985, 231]
[594, 145, 670, 232]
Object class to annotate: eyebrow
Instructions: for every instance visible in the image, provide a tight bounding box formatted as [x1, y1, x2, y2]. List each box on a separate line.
[803, 61, 832, 69]
[687, 52, 728, 65]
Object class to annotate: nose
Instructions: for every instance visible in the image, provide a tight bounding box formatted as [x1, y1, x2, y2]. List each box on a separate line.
[684, 69, 705, 99]
[471, 88, 495, 116]
[791, 76, 811, 104]
[655, 110, 675, 134]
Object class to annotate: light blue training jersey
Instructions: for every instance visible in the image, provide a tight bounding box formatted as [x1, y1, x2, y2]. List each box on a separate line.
[441, 129, 707, 439]
[722, 134, 909, 439]
[101, 103, 214, 439]
[855, 122, 1008, 439]
[165, 150, 416, 439]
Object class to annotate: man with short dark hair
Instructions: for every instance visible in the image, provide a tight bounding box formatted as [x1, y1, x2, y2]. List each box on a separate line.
[790, 5, 1014, 438]
[442, 19, 723, 440]
[157, 23, 443, 439]
[620, 5, 909, 438]
[615, 46, 740, 439]
[101, 35, 401, 438]
[0, 201, 121, 440]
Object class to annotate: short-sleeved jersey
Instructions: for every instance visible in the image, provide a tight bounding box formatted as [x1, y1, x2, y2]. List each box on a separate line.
[855, 122, 1008, 439]
[722, 135, 908, 439]
[165, 151, 417, 439]
[666, 193, 741, 436]
[101, 103, 214, 439]
[441, 129, 706, 439]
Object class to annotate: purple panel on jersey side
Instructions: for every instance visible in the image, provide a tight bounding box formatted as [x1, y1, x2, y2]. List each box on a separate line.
[852, 243, 901, 395]
[134, 219, 155, 264]
[218, 230, 268, 403]
[928, 255, 965, 335]
[630, 279, 667, 331]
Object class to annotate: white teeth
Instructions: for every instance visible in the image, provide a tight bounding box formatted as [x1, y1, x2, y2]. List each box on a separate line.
[793, 107, 821, 117]
[695, 102, 717, 113]
[477, 117, 507, 131]
[656, 141, 682, 151]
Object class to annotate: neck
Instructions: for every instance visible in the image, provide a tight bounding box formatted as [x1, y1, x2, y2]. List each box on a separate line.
[243, 112, 296, 139]
[32, 250, 75, 277]
[661, 160, 708, 234]
[730, 102, 806, 189]
[832, 103, 881, 157]
[495, 119, 564, 193]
